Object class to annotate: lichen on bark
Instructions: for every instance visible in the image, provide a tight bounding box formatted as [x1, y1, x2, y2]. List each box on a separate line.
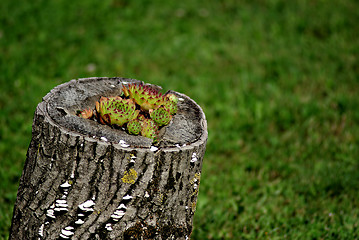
[121, 168, 138, 184]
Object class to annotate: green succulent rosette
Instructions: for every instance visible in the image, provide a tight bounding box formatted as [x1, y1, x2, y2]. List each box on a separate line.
[96, 96, 139, 127]
[140, 118, 159, 140]
[127, 119, 142, 135]
[149, 106, 172, 126]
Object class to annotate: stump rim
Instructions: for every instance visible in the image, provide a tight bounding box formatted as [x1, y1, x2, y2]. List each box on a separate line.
[41, 77, 208, 151]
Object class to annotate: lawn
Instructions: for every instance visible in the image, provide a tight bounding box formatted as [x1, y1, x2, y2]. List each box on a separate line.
[1, 0, 359, 239]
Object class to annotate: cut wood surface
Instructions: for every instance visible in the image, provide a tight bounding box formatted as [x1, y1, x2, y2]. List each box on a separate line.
[9, 77, 207, 240]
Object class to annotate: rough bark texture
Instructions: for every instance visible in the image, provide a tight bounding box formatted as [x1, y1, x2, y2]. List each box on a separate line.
[9, 77, 207, 240]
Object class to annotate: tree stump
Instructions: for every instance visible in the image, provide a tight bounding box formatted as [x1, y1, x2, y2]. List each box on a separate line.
[9, 77, 207, 240]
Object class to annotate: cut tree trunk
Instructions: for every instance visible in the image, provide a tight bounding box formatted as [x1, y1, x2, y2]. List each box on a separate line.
[9, 77, 207, 240]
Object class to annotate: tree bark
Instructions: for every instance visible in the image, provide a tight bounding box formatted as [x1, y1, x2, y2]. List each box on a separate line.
[9, 77, 207, 240]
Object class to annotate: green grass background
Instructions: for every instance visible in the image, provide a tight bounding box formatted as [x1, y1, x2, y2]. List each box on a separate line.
[1, 0, 358, 239]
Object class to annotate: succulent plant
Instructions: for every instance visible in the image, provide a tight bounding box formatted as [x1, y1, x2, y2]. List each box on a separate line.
[163, 99, 178, 115]
[122, 84, 176, 113]
[164, 93, 179, 115]
[80, 82, 179, 141]
[127, 119, 142, 135]
[166, 93, 178, 104]
[140, 118, 159, 140]
[78, 108, 93, 119]
[95, 96, 139, 126]
[149, 106, 172, 126]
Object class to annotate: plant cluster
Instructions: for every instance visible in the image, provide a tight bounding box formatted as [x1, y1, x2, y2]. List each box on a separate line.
[78, 84, 178, 141]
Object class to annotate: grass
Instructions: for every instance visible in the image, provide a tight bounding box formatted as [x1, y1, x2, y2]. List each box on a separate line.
[1, 0, 359, 239]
